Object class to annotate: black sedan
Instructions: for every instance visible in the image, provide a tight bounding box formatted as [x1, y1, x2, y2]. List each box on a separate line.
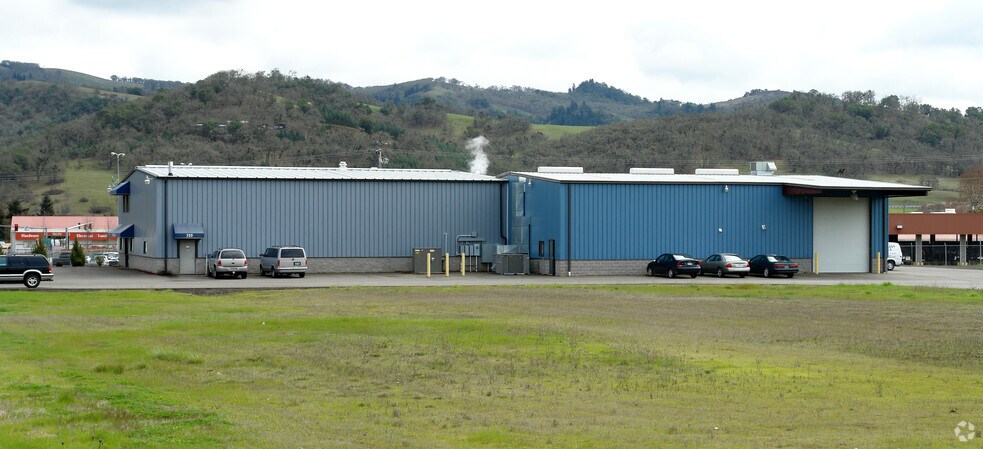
[647, 253, 702, 278]
[748, 254, 799, 278]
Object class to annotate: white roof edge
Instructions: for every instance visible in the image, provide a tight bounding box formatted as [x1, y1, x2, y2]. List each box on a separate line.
[133, 165, 502, 182]
[504, 171, 930, 191]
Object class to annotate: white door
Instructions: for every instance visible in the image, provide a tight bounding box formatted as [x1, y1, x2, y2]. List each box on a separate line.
[178, 240, 196, 274]
[813, 197, 870, 273]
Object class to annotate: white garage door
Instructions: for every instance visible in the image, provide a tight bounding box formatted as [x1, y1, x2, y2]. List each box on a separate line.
[813, 197, 870, 273]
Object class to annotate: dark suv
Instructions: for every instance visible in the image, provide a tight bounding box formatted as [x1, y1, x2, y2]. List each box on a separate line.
[0, 254, 54, 288]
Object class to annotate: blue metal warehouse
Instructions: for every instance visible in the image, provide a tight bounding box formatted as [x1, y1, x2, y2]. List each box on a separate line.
[501, 166, 930, 275]
[110, 163, 505, 274]
[109, 162, 929, 276]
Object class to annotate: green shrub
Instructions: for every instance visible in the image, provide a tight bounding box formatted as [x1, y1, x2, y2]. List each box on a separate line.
[70, 240, 85, 266]
[32, 238, 47, 257]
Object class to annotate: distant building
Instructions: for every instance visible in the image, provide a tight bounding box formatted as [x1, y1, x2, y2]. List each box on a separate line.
[889, 213, 983, 265]
[10, 215, 118, 255]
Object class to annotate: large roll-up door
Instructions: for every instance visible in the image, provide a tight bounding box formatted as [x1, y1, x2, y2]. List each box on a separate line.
[813, 197, 869, 273]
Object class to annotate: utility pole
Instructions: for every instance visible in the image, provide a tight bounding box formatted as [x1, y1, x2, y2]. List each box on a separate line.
[376, 149, 389, 168]
[110, 152, 126, 183]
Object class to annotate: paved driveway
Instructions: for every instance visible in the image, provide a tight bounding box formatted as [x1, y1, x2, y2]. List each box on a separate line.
[2, 265, 981, 290]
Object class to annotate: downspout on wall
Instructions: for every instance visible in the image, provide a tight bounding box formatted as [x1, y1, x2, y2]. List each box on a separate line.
[566, 183, 572, 276]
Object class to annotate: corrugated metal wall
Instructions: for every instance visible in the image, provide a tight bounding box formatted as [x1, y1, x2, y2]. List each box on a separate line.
[521, 180, 816, 260]
[116, 173, 162, 258]
[127, 177, 504, 259]
[519, 177, 565, 257]
[870, 195, 887, 259]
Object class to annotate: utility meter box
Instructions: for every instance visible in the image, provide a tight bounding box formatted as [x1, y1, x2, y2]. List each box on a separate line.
[412, 248, 440, 274]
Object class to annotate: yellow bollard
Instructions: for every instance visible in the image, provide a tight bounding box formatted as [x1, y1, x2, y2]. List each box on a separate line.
[461, 252, 465, 277]
[814, 252, 819, 275]
[876, 251, 881, 273]
[426, 253, 431, 278]
[445, 253, 449, 276]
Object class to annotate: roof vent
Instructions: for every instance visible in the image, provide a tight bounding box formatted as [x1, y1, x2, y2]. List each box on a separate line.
[695, 168, 740, 175]
[537, 166, 583, 173]
[629, 168, 675, 175]
[339, 161, 348, 169]
[750, 161, 777, 176]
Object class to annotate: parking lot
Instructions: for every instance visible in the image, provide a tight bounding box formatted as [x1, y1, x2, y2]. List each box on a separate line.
[3, 264, 983, 290]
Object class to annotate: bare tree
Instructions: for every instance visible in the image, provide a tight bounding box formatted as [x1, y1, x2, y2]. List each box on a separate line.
[958, 164, 983, 212]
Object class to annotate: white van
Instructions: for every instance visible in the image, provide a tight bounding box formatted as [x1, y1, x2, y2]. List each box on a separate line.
[887, 242, 903, 271]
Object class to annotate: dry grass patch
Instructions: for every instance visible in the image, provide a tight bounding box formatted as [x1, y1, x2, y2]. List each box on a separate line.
[0, 285, 980, 448]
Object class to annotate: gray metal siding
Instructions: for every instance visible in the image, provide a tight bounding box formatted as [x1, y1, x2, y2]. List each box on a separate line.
[162, 179, 503, 258]
[116, 175, 162, 258]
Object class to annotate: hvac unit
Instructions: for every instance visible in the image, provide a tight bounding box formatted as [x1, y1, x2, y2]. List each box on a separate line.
[750, 161, 777, 176]
[494, 253, 529, 275]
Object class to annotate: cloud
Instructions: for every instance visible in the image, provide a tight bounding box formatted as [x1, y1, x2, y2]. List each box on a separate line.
[3, 0, 981, 110]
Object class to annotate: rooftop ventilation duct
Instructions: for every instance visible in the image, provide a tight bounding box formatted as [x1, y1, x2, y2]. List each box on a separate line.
[750, 161, 777, 176]
[629, 168, 675, 175]
[339, 161, 348, 169]
[694, 168, 740, 175]
[537, 166, 583, 173]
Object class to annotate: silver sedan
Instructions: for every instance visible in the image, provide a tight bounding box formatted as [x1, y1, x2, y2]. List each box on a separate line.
[701, 253, 750, 278]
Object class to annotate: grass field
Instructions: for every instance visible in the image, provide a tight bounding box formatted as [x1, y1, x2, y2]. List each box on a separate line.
[443, 113, 592, 141]
[1, 284, 981, 448]
[31, 160, 118, 216]
[873, 175, 959, 212]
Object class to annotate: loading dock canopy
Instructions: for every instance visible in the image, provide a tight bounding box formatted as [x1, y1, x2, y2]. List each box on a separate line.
[108, 223, 134, 238]
[172, 224, 205, 239]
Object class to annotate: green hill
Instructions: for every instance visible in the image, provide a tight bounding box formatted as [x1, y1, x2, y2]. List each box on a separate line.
[2, 63, 983, 219]
[354, 78, 773, 125]
[0, 60, 183, 94]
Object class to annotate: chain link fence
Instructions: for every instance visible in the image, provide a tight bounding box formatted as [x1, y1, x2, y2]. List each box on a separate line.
[896, 242, 983, 266]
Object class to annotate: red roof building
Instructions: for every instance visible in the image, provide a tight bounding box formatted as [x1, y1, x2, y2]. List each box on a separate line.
[9, 215, 118, 255]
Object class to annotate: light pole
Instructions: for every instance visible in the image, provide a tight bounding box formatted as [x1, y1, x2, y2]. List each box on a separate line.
[110, 152, 125, 183]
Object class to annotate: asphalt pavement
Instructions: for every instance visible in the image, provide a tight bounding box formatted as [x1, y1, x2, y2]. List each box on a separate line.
[2, 264, 981, 291]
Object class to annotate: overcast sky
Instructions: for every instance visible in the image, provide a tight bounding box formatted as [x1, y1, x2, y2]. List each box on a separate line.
[6, 0, 982, 110]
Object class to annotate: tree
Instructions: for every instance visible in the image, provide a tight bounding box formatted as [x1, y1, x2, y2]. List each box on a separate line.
[958, 164, 983, 212]
[32, 237, 47, 257]
[38, 194, 55, 216]
[7, 200, 28, 217]
[70, 240, 85, 266]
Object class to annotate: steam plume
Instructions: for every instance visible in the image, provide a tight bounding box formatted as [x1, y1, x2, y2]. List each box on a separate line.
[467, 135, 490, 175]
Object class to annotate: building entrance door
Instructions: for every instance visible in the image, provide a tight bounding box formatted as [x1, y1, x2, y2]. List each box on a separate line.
[178, 239, 197, 274]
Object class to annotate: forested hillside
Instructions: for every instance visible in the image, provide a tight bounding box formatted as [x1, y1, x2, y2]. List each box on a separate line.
[0, 70, 501, 204]
[2, 66, 983, 220]
[1, 60, 183, 94]
[355, 78, 745, 125]
[519, 90, 983, 178]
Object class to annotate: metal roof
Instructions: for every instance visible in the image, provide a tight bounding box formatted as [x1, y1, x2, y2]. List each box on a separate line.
[134, 165, 503, 182]
[504, 171, 930, 193]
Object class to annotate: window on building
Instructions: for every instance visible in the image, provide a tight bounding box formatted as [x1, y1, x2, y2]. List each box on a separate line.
[122, 195, 130, 213]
